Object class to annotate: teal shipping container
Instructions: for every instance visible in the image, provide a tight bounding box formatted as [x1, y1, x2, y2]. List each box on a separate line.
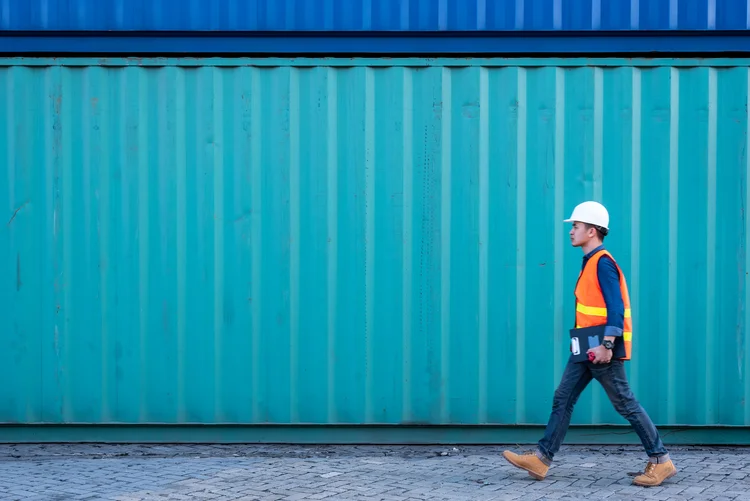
[1, 57, 750, 444]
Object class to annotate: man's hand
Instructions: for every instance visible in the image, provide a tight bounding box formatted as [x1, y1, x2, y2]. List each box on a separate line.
[587, 345, 612, 364]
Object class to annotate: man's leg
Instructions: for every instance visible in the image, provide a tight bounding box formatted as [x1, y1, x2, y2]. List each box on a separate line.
[537, 360, 593, 461]
[503, 360, 592, 480]
[592, 360, 677, 486]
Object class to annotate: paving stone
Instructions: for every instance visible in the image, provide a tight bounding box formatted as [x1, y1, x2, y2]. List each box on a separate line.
[0, 444, 748, 500]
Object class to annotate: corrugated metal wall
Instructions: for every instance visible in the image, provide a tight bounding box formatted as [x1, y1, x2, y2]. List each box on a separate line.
[2, 57, 750, 429]
[2, 0, 749, 31]
[5, 1, 750, 55]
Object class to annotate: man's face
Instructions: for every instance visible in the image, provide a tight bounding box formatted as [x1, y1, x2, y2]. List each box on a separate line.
[569, 222, 594, 247]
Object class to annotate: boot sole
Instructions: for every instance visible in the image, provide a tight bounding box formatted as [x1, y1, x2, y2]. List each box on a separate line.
[502, 452, 547, 481]
[632, 467, 678, 487]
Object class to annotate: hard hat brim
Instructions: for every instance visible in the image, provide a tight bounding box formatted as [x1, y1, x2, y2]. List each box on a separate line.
[563, 217, 608, 229]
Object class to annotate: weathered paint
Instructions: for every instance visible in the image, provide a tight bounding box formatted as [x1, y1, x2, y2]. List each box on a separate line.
[1, 58, 750, 441]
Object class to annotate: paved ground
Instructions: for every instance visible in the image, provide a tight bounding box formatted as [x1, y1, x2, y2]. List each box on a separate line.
[0, 444, 747, 500]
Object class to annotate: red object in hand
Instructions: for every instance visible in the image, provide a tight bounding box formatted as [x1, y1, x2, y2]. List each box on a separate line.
[588, 352, 596, 362]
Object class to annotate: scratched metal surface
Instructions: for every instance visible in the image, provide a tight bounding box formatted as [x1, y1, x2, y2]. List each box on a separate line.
[0, 58, 749, 432]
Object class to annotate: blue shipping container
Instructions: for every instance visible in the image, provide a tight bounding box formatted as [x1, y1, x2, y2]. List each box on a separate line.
[3, 0, 750, 31]
[3, 0, 750, 54]
[2, 56, 750, 445]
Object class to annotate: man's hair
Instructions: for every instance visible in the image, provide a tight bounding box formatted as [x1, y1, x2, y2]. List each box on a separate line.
[583, 223, 608, 241]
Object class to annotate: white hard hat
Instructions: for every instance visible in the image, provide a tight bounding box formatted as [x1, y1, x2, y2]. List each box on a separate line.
[563, 201, 609, 230]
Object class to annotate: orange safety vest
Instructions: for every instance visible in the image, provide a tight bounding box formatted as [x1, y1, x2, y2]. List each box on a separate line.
[574, 249, 632, 360]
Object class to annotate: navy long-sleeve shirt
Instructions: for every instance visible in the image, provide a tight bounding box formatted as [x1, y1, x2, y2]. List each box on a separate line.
[581, 245, 624, 338]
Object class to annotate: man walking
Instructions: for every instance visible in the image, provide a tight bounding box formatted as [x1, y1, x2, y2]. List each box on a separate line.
[502, 201, 677, 487]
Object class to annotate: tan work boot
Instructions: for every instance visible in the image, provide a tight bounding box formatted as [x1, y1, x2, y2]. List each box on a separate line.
[502, 450, 549, 480]
[633, 460, 678, 487]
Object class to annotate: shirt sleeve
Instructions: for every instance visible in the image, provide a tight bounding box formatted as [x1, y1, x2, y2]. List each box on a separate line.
[597, 255, 624, 337]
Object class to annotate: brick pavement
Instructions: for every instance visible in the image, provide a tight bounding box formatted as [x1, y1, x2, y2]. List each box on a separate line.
[0, 444, 747, 500]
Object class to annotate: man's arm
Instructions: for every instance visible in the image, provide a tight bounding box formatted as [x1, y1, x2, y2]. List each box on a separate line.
[597, 255, 625, 343]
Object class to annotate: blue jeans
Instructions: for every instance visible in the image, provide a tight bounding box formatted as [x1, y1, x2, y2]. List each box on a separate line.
[538, 359, 668, 462]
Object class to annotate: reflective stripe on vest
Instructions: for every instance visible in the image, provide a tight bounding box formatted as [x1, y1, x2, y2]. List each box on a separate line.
[574, 249, 632, 360]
